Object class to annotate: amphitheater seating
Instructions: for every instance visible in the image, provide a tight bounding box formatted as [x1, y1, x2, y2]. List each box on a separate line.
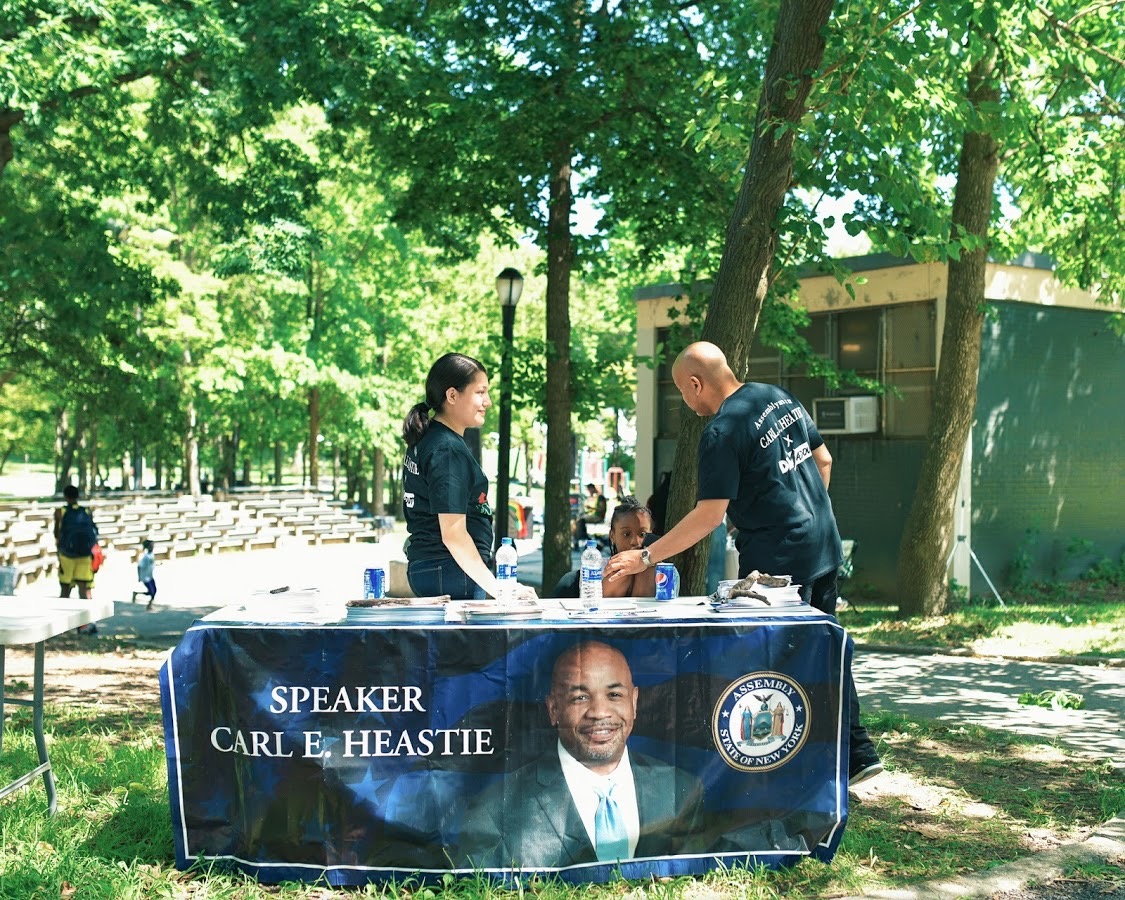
[0, 489, 397, 589]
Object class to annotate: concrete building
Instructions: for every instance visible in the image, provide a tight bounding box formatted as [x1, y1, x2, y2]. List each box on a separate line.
[632, 253, 1124, 597]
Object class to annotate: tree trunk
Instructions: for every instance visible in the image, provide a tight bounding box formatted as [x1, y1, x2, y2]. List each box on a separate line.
[308, 386, 320, 489]
[386, 468, 400, 516]
[896, 52, 1000, 617]
[56, 408, 77, 493]
[273, 440, 282, 485]
[372, 446, 385, 515]
[542, 146, 575, 593]
[0, 110, 21, 181]
[666, 0, 837, 593]
[131, 438, 142, 490]
[183, 405, 199, 497]
[524, 440, 533, 505]
[88, 419, 98, 491]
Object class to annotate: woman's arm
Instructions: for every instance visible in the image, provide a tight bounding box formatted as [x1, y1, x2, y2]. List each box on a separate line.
[438, 513, 501, 598]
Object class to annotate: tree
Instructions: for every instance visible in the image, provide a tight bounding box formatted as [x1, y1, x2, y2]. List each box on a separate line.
[684, 0, 1124, 611]
[664, 0, 838, 592]
[893, 1, 1125, 614]
[895, 50, 1000, 615]
[348, 1, 750, 590]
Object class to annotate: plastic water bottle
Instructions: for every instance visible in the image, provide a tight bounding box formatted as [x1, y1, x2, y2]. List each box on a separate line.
[580, 539, 603, 607]
[495, 537, 519, 603]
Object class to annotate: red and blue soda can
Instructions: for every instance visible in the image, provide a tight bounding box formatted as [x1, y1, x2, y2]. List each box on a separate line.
[363, 567, 386, 600]
[654, 563, 678, 601]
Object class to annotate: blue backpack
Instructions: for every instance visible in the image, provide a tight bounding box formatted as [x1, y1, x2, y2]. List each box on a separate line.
[58, 505, 99, 557]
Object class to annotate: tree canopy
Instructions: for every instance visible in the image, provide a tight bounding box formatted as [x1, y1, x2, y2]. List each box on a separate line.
[2, 0, 1123, 608]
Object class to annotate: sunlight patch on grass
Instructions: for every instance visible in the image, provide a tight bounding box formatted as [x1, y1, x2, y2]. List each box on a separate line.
[844, 597, 1125, 657]
[973, 620, 1123, 658]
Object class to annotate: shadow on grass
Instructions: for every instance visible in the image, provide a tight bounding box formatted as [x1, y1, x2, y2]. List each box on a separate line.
[847, 713, 1124, 883]
[81, 790, 176, 866]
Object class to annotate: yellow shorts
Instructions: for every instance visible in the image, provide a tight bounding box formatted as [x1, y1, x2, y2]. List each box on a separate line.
[59, 554, 94, 585]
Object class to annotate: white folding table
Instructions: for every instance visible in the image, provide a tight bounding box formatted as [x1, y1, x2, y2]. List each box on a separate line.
[0, 599, 114, 813]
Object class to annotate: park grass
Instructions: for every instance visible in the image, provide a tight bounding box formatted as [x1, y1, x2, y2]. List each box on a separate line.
[840, 580, 1125, 660]
[0, 696, 1121, 899]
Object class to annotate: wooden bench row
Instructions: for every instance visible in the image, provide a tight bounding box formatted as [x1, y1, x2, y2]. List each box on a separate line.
[1, 515, 396, 590]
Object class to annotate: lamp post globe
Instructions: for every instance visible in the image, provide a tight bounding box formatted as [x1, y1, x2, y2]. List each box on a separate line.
[495, 268, 522, 550]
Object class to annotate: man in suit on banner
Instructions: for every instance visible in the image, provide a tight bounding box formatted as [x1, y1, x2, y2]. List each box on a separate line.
[457, 641, 704, 870]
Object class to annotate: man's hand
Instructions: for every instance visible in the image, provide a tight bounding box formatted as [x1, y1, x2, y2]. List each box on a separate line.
[604, 550, 645, 582]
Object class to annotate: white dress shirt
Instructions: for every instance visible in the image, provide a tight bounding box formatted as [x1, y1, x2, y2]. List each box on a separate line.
[556, 740, 640, 857]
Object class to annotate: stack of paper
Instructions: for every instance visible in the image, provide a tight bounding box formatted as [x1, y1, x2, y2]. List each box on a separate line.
[449, 600, 543, 622]
[345, 597, 448, 623]
[234, 588, 347, 624]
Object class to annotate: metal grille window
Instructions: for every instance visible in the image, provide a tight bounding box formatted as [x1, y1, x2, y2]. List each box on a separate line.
[660, 303, 937, 439]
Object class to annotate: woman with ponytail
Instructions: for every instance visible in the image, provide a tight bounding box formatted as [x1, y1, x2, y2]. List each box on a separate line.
[402, 353, 535, 601]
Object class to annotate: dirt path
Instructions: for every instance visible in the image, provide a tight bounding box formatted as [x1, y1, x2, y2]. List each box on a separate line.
[3, 642, 168, 711]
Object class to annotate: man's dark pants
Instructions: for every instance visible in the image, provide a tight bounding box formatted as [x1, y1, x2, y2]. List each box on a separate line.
[801, 570, 879, 773]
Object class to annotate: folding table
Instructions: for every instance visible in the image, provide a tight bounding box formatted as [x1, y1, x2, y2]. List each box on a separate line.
[0, 598, 114, 813]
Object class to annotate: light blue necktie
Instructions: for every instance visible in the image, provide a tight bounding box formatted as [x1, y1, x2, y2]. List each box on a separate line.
[594, 781, 629, 862]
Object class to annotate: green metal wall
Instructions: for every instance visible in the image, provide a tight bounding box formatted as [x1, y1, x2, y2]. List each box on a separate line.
[819, 437, 927, 597]
[822, 303, 1123, 597]
[972, 302, 1125, 587]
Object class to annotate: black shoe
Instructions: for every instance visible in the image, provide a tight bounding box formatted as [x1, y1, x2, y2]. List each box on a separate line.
[848, 745, 884, 787]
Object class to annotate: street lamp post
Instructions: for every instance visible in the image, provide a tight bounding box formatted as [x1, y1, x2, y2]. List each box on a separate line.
[494, 267, 523, 550]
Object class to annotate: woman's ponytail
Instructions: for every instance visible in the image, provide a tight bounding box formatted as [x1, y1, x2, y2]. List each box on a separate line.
[402, 401, 432, 448]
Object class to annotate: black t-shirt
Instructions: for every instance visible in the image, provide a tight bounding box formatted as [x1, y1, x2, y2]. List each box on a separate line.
[696, 382, 842, 583]
[402, 421, 494, 564]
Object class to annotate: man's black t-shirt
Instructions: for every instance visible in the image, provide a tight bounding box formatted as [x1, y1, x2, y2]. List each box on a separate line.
[695, 382, 842, 583]
[402, 421, 494, 564]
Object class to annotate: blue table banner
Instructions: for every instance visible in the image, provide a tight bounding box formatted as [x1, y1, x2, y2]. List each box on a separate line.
[160, 614, 851, 885]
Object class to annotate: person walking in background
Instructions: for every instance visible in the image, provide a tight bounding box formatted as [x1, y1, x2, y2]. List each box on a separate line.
[402, 352, 537, 601]
[53, 483, 99, 634]
[572, 482, 608, 546]
[136, 539, 157, 609]
[605, 341, 883, 788]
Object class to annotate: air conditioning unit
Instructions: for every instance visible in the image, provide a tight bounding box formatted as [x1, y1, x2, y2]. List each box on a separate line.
[812, 396, 879, 435]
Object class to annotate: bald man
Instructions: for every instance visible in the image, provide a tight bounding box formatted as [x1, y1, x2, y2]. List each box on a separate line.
[457, 641, 704, 869]
[604, 341, 882, 787]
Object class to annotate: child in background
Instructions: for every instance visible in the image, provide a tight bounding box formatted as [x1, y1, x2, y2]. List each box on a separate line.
[137, 539, 157, 609]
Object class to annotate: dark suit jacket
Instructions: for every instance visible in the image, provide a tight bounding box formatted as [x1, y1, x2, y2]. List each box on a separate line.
[457, 749, 705, 870]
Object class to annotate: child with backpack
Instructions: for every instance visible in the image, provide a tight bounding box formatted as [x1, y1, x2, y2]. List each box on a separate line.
[53, 484, 100, 634]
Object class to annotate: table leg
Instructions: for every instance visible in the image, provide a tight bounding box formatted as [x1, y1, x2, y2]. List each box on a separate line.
[0, 645, 5, 758]
[0, 640, 57, 814]
[33, 642, 57, 814]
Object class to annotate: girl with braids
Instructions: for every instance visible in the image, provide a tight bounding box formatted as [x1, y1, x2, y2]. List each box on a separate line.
[553, 496, 658, 599]
[601, 496, 659, 599]
[402, 353, 536, 601]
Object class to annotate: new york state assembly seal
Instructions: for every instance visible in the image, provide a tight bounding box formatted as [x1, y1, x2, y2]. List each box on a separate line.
[712, 671, 810, 772]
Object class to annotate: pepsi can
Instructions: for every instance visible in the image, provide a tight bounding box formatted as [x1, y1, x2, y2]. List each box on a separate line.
[363, 567, 386, 600]
[654, 563, 678, 601]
